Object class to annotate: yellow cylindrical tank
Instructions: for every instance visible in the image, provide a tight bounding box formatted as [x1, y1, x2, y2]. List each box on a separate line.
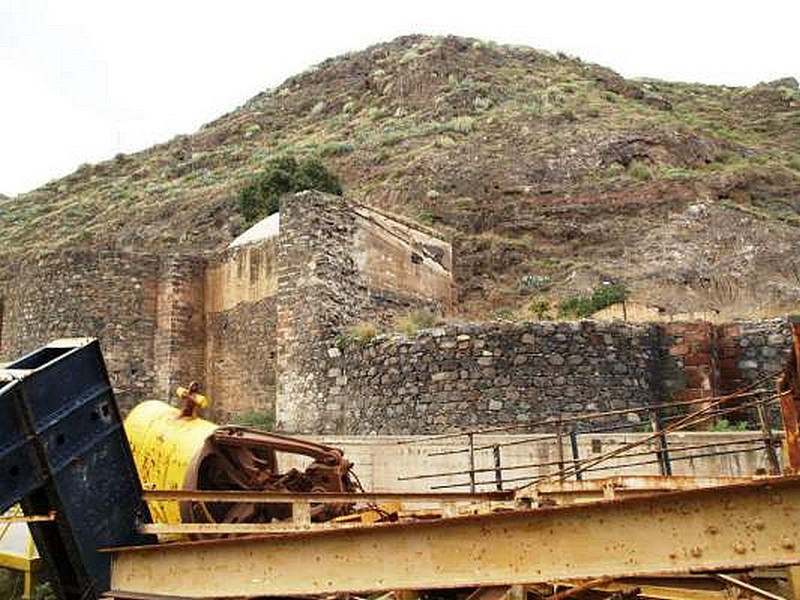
[124, 400, 218, 524]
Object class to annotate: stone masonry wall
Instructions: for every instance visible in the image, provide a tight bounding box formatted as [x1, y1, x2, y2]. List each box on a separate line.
[206, 296, 277, 421]
[324, 321, 659, 434]
[0, 250, 162, 409]
[731, 319, 795, 386]
[153, 256, 207, 403]
[660, 318, 794, 415]
[275, 191, 446, 433]
[275, 192, 373, 433]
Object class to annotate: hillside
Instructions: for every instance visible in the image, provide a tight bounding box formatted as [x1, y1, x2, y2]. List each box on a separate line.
[1, 35, 799, 319]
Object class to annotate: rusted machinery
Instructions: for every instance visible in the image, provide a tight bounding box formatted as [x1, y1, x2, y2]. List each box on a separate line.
[124, 399, 358, 528]
[5, 325, 800, 600]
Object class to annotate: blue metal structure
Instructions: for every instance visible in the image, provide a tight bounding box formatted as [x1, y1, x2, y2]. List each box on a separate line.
[0, 339, 153, 600]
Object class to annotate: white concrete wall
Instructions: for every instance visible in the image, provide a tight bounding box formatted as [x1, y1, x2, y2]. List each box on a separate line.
[280, 433, 780, 492]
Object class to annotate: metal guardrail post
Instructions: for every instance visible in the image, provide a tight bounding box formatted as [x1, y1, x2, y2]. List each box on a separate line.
[569, 429, 582, 481]
[756, 395, 781, 475]
[468, 433, 476, 493]
[493, 445, 503, 490]
[650, 410, 672, 476]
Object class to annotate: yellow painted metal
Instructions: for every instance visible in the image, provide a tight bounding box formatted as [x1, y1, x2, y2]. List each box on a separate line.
[123, 400, 218, 525]
[110, 476, 800, 598]
[0, 506, 40, 600]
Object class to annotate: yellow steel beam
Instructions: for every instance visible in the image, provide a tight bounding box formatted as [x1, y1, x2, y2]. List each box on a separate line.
[139, 521, 374, 535]
[110, 476, 800, 598]
[519, 476, 758, 506]
[142, 489, 513, 504]
[0, 513, 55, 524]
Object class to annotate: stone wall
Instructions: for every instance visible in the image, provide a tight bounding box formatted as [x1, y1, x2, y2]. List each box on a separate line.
[314, 321, 659, 435]
[275, 192, 452, 433]
[731, 319, 794, 385]
[206, 297, 277, 420]
[279, 316, 796, 435]
[0, 194, 792, 436]
[660, 318, 794, 424]
[0, 249, 163, 409]
[203, 242, 279, 418]
[153, 256, 207, 403]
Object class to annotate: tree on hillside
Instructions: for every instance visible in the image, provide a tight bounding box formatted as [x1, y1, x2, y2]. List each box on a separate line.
[238, 156, 343, 224]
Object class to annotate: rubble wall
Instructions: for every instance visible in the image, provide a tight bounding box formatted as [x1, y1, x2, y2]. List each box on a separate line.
[281, 315, 795, 435]
[316, 321, 660, 434]
[0, 249, 164, 409]
[275, 192, 452, 433]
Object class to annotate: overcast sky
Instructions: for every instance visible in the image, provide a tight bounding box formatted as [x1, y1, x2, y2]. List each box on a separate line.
[1, 0, 798, 196]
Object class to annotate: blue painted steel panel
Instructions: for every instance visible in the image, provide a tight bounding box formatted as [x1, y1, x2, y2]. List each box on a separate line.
[0, 340, 153, 600]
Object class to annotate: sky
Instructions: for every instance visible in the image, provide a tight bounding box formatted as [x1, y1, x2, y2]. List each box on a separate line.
[1, 0, 798, 196]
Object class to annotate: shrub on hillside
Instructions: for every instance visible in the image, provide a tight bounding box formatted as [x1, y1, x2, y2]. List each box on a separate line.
[558, 282, 629, 318]
[238, 156, 343, 224]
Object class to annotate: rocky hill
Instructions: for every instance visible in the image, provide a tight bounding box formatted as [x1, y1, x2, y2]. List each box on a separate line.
[2, 35, 799, 319]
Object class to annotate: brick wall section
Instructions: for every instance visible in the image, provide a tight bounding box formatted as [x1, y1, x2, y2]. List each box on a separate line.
[660, 319, 794, 400]
[153, 256, 207, 402]
[323, 321, 660, 434]
[0, 249, 161, 410]
[206, 296, 277, 421]
[661, 321, 720, 401]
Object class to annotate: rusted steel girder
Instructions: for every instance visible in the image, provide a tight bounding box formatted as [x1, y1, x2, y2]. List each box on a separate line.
[109, 476, 800, 598]
[780, 322, 800, 473]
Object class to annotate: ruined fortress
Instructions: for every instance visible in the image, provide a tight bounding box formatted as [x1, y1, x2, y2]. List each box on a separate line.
[0, 191, 794, 433]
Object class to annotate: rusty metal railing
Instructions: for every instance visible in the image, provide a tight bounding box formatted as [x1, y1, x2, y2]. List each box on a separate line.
[398, 375, 786, 492]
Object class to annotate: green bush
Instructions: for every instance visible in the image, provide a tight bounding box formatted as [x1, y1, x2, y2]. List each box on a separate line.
[528, 299, 551, 320]
[336, 322, 379, 349]
[238, 156, 342, 224]
[417, 210, 435, 225]
[711, 418, 749, 432]
[318, 142, 354, 157]
[627, 160, 652, 181]
[558, 282, 629, 318]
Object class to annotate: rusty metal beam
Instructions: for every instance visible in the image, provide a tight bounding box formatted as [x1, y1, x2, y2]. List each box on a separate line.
[110, 476, 800, 598]
[142, 489, 513, 504]
[139, 521, 372, 535]
[713, 573, 788, 600]
[0, 512, 55, 523]
[516, 475, 755, 505]
[781, 322, 800, 473]
[579, 576, 758, 600]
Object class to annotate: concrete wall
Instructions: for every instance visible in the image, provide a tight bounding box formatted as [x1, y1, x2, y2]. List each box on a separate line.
[284, 433, 779, 492]
[353, 207, 453, 307]
[205, 242, 278, 313]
